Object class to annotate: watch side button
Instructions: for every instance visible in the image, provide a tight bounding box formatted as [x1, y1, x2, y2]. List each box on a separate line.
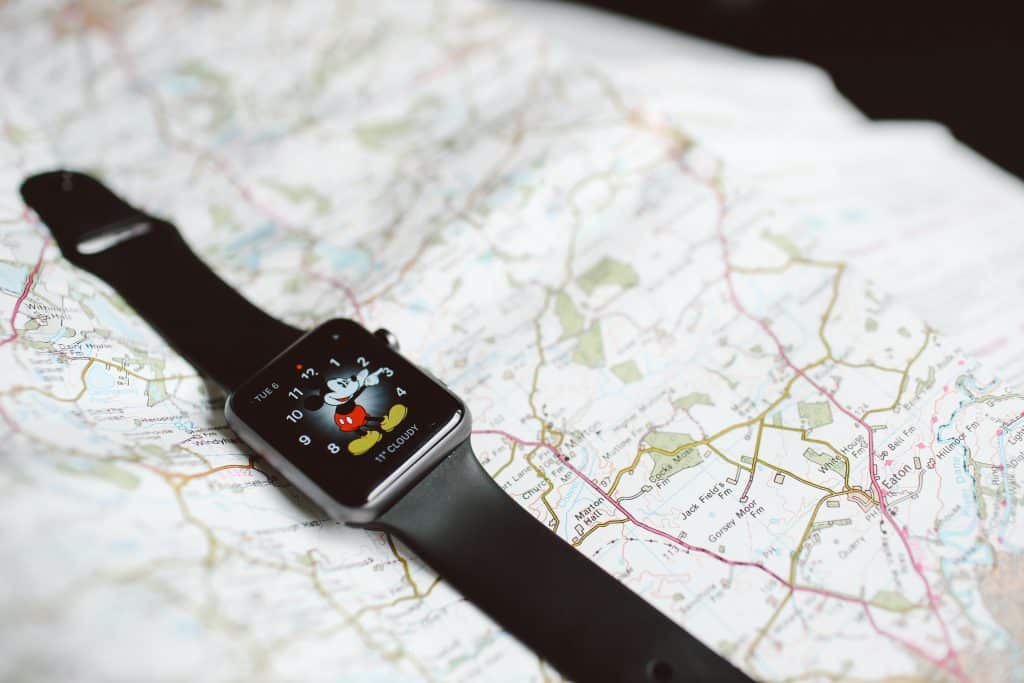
[374, 328, 399, 351]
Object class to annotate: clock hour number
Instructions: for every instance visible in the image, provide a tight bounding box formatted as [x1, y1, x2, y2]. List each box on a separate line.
[396, 387, 406, 397]
[327, 442, 340, 454]
[301, 367, 317, 380]
[286, 409, 303, 423]
[299, 435, 311, 446]
[328, 357, 340, 367]
[382, 367, 394, 378]
[356, 356, 369, 368]
[288, 387, 304, 400]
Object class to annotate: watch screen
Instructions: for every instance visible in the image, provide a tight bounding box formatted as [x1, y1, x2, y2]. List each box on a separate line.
[228, 319, 464, 507]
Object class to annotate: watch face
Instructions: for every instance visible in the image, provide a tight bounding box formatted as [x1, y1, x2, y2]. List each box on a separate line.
[227, 319, 465, 509]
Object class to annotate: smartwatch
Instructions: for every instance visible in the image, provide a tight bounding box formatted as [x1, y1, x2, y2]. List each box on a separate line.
[21, 170, 750, 683]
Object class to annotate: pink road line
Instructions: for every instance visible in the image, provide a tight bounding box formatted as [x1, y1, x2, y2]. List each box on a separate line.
[475, 429, 815, 590]
[0, 235, 49, 349]
[472, 428, 948, 671]
[699, 174, 965, 679]
[861, 603, 956, 673]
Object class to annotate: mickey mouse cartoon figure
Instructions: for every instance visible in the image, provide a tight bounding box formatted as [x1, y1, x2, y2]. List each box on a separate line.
[305, 365, 407, 455]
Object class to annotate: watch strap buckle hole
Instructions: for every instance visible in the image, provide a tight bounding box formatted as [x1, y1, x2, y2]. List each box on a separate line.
[645, 658, 674, 682]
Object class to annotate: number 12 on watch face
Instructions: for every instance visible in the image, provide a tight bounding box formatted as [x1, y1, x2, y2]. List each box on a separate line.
[229, 319, 464, 508]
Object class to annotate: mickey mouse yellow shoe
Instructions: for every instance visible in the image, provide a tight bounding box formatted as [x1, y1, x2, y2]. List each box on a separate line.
[348, 430, 382, 455]
[380, 404, 408, 432]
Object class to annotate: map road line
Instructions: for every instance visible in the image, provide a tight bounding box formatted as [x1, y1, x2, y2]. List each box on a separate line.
[0, 233, 48, 349]
[472, 428, 948, 671]
[705, 172, 966, 680]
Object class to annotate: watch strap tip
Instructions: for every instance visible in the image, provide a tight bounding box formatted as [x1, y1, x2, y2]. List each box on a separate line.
[20, 169, 154, 262]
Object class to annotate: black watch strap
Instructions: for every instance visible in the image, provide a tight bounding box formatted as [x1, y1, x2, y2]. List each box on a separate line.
[20, 170, 303, 392]
[368, 441, 751, 683]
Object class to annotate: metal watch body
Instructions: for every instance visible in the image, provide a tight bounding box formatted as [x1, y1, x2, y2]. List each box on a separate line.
[224, 319, 472, 524]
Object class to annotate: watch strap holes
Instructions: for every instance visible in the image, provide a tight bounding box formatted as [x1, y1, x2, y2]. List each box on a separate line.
[645, 658, 674, 682]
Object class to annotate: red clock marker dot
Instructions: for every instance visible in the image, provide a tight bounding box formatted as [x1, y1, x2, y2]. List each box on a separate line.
[296, 364, 303, 370]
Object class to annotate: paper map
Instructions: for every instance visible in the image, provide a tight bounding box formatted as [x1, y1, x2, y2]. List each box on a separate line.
[2, 2, 1024, 681]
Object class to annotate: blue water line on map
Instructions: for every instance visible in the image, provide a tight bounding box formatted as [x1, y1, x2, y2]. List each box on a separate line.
[933, 371, 999, 552]
[933, 373, 1024, 667]
[995, 416, 1023, 551]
